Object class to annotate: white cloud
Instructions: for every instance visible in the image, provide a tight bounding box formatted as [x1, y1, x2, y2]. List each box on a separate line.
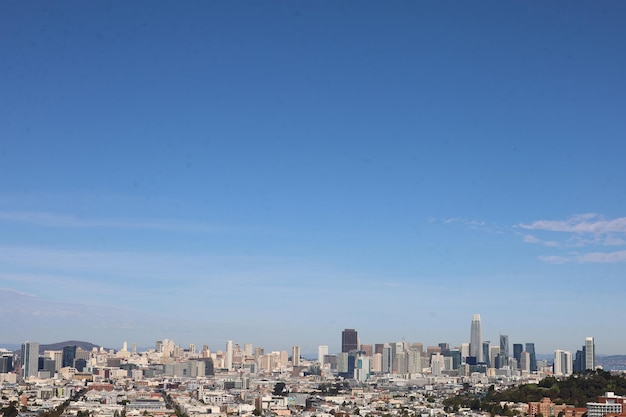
[440, 217, 487, 229]
[523, 234, 540, 244]
[519, 213, 626, 235]
[538, 255, 571, 264]
[519, 214, 626, 264]
[537, 250, 626, 264]
[577, 250, 626, 264]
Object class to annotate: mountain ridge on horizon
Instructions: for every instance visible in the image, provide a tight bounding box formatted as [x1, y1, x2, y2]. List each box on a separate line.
[1, 340, 108, 353]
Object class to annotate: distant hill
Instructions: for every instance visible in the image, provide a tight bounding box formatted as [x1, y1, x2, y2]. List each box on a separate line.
[38, 340, 105, 353]
[0, 344, 20, 351]
[1, 341, 106, 354]
[597, 355, 626, 370]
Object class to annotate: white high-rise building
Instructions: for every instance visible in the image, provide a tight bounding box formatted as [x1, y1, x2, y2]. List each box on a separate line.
[292, 345, 301, 367]
[408, 348, 422, 374]
[21, 341, 39, 379]
[244, 343, 253, 357]
[470, 314, 483, 362]
[355, 356, 370, 382]
[318, 345, 328, 366]
[585, 337, 595, 371]
[490, 346, 500, 368]
[371, 352, 382, 372]
[460, 342, 470, 360]
[431, 353, 445, 376]
[554, 349, 573, 376]
[225, 340, 233, 371]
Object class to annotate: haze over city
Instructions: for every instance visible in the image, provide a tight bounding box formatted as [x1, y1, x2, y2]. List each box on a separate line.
[1, 2, 625, 355]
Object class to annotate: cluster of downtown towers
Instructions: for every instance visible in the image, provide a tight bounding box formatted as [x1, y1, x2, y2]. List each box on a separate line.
[330, 314, 595, 377]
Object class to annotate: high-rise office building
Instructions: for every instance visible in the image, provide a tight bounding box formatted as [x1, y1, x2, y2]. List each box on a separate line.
[525, 343, 537, 372]
[482, 341, 490, 366]
[292, 345, 301, 367]
[225, 340, 233, 371]
[469, 314, 483, 362]
[460, 342, 469, 360]
[318, 345, 329, 366]
[62, 345, 77, 368]
[431, 353, 445, 376]
[520, 351, 530, 372]
[554, 350, 573, 376]
[341, 329, 358, 353]
[499, 335, 509, 363]
[573, 348, 585, 373]
[513, 343, 523, 368]
[489, 345, 500, 369]
[408, 348, 422, 373]
[381, 344, 392, 373]
[0, 353, 13, 373]
[360, 344, 373, 356]
[585, 337, 595, 371]
[21, 341, 39, 378]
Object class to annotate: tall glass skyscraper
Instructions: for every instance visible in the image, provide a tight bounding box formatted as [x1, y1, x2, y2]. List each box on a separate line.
[469, 314, 483, 362]
[513, 343, 523, 367]
[499, 335, 509, 362]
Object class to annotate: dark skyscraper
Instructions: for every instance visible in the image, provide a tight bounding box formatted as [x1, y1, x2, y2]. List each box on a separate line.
[513, 343, 523, 367]
[62, 345, 77, 368]
[342, 328, 358, 352]
[482, 341, 490, 367]
[0, 355, 13, 373]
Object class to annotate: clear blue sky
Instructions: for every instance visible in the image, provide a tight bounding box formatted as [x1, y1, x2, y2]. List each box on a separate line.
[1, 1, 625, 355]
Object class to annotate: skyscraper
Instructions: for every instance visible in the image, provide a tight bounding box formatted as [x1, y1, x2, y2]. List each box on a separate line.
[499, 335, 509, 363]
[520, 351, 530, 372]
[225, 340, 233, 371]
[62, 345, 77, 368]
[292, 345, 301, 367]
[513, 343, 523, 368]
[525, 343, 537, 372]
[341, 328, 358, 353]
[21, 341, 39, 379]
[585, 337, 595, 371]
[554, 350, 573, 376]
[482, 341, 491, 366]
[469, 314, 483, 362]
[318, 345, 329, 366]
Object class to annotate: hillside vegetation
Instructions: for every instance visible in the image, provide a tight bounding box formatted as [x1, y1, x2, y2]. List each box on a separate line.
[443, 370, 626, 415]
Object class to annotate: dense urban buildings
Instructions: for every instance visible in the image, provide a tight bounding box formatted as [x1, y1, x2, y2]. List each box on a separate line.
[1, 315, 605, 417]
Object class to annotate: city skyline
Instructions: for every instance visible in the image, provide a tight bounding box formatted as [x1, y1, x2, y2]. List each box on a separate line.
[2, 321, 601, 361]
[2, 2, 626, 354]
